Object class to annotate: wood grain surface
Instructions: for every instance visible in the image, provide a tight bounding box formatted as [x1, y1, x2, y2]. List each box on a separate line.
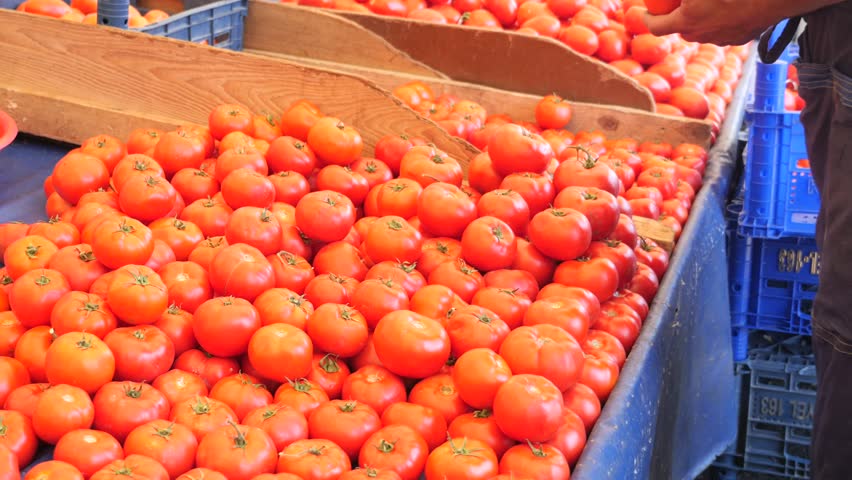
[306, 5, 656, 111]
[245, 1, 447, 79]
[0, 10, 478, 162]
[251, 51, 713, 148]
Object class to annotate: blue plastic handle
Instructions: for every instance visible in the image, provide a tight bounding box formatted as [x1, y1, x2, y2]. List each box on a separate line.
[97, 0, 129, 29]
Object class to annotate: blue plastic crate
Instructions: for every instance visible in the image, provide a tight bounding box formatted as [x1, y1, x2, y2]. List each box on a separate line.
[738, 45, 820, 239]
[1, 0, 246, 51]
[742, 335, 815, 479]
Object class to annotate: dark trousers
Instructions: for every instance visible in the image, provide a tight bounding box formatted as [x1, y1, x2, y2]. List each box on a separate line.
[797, 2, 852, 478]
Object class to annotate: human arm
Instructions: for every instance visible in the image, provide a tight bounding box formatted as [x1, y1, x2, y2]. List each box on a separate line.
[643, 0, 847, 45]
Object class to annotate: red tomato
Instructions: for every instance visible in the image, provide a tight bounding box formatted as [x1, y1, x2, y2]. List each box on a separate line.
[172, 349, 238, 391]
[308, 400, 382, 459]
[307, 303, 369, 358]
[553, 186, 619, 240]
[580, 351, 620, 401]
[196, 423, 278, 480]
[296, 190, 357, 243]
[253, 287, 314, 329]
[553, 256, 620, 303]
[23, 460, 83, 480]
[425, 437, 499, 479]
[9, 269, 70, 328]
[452, 348, 512, 409]
[248, 323, 313, 384]
[358, 425, 428, 480]
[124, 420, 199, 479]
[158, 261, 212, 313]
[428, 259, 484, 304]
[635, 237, 671, 279]
[89, 455, 169, 480]
[0, 410, 37, 467]
[381, 402, 448, 452]
[417, 183, 477, 239]
[243, 403, 308, 453]
[471, 286, 532, 330]
[523, 297, 592, 343]
[373, 311, 450, 379]
[511, 239, 557, 287]
[304, 273, 359, 307]
[53, 429, 124, 478]
[559, 25, 599, 55]
[47, 244, 108, 293]
[208, 244, 275, 301]
[278, 439, 351, 479]
[364, 216, 423, 264]
[351, 279, 410, 330]
[342, 365, 407, 416]
[527, 208, 592, 261]
[487, 124, 553, 176]
[499, 442, 570, 479]
[499, 173, 554, 217]
[169, 396, 237, 443]
[210, 373, 274, 421]
[92, 381, 169, 442]
[492, 374, 564, 442]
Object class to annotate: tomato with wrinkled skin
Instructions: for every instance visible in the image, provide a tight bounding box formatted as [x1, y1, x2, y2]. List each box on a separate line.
[243, 403, 308, 453]
[107, 265, 169, 325]
[23, 460, 84, 480]
[124, 419, 199, 479]
[499, 442, 570, 480]
[373, 310, 451, 379]
[358, 425, 428, 480]
[273, 379, 330, 419]
[152, 369, 208, 406]
[53, 429, 124, 478]
[278, 439, 352, 479]
[170, 396, 238, 443]
[342, 365, 407, 416]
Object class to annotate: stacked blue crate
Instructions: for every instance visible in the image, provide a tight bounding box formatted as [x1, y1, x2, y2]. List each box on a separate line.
[714, 38, 821, 479]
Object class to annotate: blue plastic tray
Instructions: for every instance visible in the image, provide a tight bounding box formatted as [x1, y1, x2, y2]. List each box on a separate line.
[0, 0, 246, 51]
[738, 45, 820, 239]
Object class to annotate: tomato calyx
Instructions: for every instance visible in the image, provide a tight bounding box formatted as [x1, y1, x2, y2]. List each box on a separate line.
[190, 398, 214, 415]
[167, 303, 182, 315]
[387, 219, 405, 231]
[335, 121, 347, 131]
[363, 161, 379, 174]
[77, 248, 97, 263]
[237, 372, 267, 390]
[319, 354, 341, 373]
[375, 438, 399, 454]
[476, 314, 496, 325]
[82, 301, 102, 314]
[362, 467, 381, 478]
[288, 378, 315, 393]
[581, 191, 599, 201]
[395, 261, 418, 274]
[526, 440, 551, 458]
[499, 288, 519, 297]
[389, 182, 409, 193]
[338, 401, 359, 413]
[25, 244, 41, 259]
[152, 422, 176, 440]
[259, 209, 274, 223]
[294, 141, 307, 151]
[263, 112, 277, 126]
[439, 384, 456, 397]
[472, 408, 493, 419]
[226, 421, 250, 451]
[75, 334, 96, 351]
[447, 436, 488, 457]
[261, 406, 281, 420]
[193, 169, 210, 178]
[116, 219, 138, 235]
[576, 256, 591, 263]
[173, 219, 188, 230]
[328, 273, 349, 285]
[0, 416, 7, 436]
[34, 274, 52, 287]
[0, 275, 11, 286]
[604, 239, 622, 248]
[144, 176, 163, 188]
[458, 260, 478, 276]
[46, 215, 61, 224]
[491, 226, 507, 241]
[123, 383, 145, 399]
[638, 237, 654, 252]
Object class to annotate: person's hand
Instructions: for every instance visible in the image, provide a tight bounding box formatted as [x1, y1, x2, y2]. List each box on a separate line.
[643, 0, 781, 45]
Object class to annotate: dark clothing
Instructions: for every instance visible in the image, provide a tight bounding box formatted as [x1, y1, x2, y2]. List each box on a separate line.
[795, 2, 852, 479]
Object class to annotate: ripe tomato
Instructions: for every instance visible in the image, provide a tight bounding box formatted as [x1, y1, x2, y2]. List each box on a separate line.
[176, 469, 228, 480]
[558, 24, 599, 55]
[368, 179, 422, 219]
[381, 402, 447, 452]
[579, 350, 620, 401]
[180, 199, 233, 239]
[119, 175, 178, 223]
[471, 286, 531, 330]
[124, 420, 198, 479]
[253, 288, 312, 331]
[248, 324, 313, 383]
[608, 289, 649, 322]
[53, 429, 124, 478]
[170, 396, 237, 442]
[417, 183, 477, 238]
[460, 216, 517, 272]
[149, 219, 205, 262]
[373, 310, 451, 379]
[527, 208, 592, 261]
[91, 216, 154, 270]
[501, 323, 585, 391]
[308, 400, 382, 459]
[208, 244, 275, 301]
[193, 296, 261, 358]
[196, 424, 278, 480]
[451, 348, 512, 409]
[342, 365, 406, 416]
[268, 251, 315, 294]
[499, 442, 570, 480]
[278, 439, 352, 479]
[553, 256, 619, 303]
[12, 327, 52, 384]
[305, 354, 349, 400]
[157, 262, 211, 314]
[296, 191, 357, 243]
[610, 213, 639, 249]
[23, 460, 84, 479]
[126, 127, 163, 155]
[92, 382, 169, 443]
[408, 374, 471, 425]
[510, 239, 556, 287]
[359, 425, 428, 480]
[105, 265, 168, 326]
[144, 240, 178, 272]
[173, 349, 239, 391]
[170, 168, 219, 205]
[89, 455, 169, 480]
[487, 124, 553, 176]
[45, 332, 114, 395]
[493, 374, 565, 442]
[307, 304, 369, 358]
[31, 384, 94, 444]
[535, 94, 573, 130]
[208, 104, 254, 141]
[445, 305, 510, 356]
[631, 33, 672, 66]
[46, 245, 105, 293]
[449, 410, 517, 461]
[152, 369, 209, 406]
[635, 71, 672, 103]
[425, 437, 498, 480]
[593, 305, 641, 352]
[476, 190, 530, 238]
[3, 235, 59, 280]
[51, 152, 110, 204]
[364, 216, 423, 264]
[523, 296, 591, 344]
[242, 403, 308, 453]
[428, 259, 484, 303]
[635, 238, 670, 279]
[0, 313, 24, 357]
[366, 261, 427, 299]
[209, 373, 273, 421]
[307, 117, 363, 167]
[0, 410, 36, 467]
[9, 268, 70, 328]
[350, 279, 409, 330]
[273, 379, 329, 419]
[311, 242, 368, 282]
[225, 207, 283, 257]
[553, 186, 619, 241]
[304, 273, 359, 307]
[266, 137, 318, 176]
[27, 219, 79, 249]
[669, 86, 711, 119]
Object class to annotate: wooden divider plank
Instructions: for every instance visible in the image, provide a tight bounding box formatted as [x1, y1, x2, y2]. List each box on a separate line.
[244, 1, 448, 79]
[294, 4, 656, 111]
[253, 50, 714, 148]
[633, 216, 676, 253]
[0, 10, 477, 164]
